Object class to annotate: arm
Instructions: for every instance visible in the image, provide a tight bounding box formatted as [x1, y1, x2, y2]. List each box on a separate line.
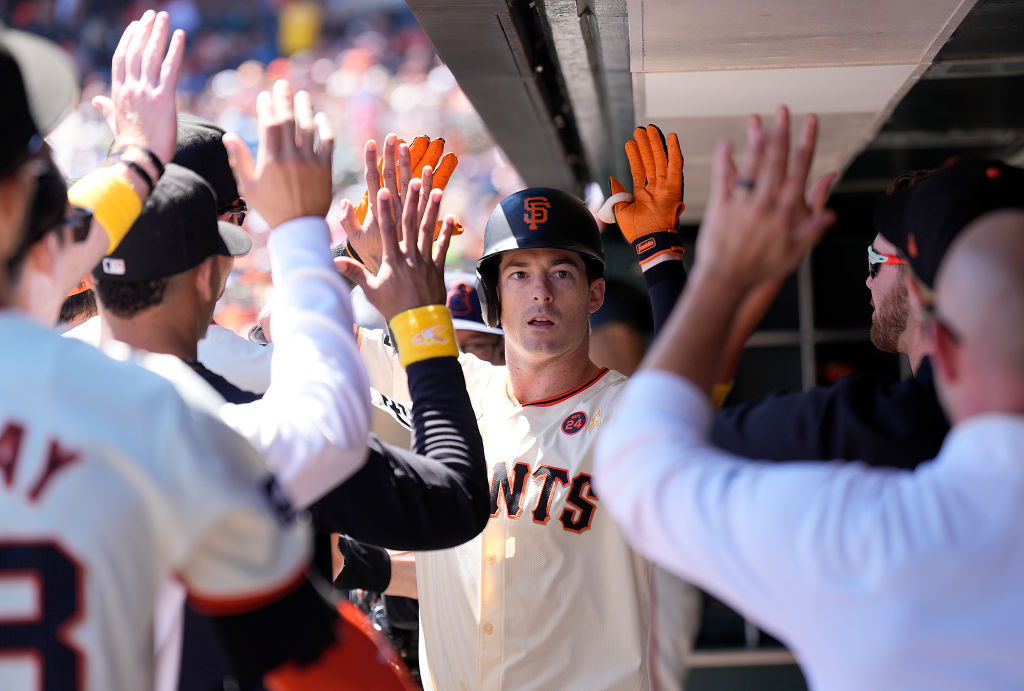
[712, 358, 949, 466]
[308, 354, 488, 549]
[338, 133, 459, 273]
[331, 539, 419, 599]
[595, 106, 846, 637]
[596, 370, 920, 640]
[313, 166, 488, 548]
[604, 124, 687, 336]
[217, 81, 371, 510]
[61, 11, 183, 297]
[197, 324, 274, 394]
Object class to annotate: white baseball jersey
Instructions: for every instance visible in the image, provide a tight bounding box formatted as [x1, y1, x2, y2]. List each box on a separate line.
[358, 331, 653, 690]
[66, 217, 372, 511]
[197, 323, 274, 395]
[0, 313, 310, 691]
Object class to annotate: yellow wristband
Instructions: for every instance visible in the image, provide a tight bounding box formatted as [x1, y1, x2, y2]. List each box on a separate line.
[711, 381, 734, 408]
[389, 305, 459, 368]
[67, 167, 144, 254]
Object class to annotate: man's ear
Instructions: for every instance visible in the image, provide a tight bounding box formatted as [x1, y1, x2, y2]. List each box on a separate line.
[24, 233, 59, 278]
[904, 273, 930, 315]
[194, 256, 217, 302]
[930, 317, 961, 387]
[588, 277, 606, 314]
[0, 169, 34, 260]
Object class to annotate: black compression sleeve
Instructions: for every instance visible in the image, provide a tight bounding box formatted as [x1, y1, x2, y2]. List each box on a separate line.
[334, 534, 392, 591]
[711, 359, 949, 467]
[642, 257, 687, 336]
[308, 355, 488, 550]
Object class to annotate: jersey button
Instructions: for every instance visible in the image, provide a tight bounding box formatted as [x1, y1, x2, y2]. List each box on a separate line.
[486, 554, 497, 565]
[483, 623, 494, 635]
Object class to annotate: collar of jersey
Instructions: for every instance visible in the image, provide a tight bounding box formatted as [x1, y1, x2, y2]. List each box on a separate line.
[505, 367, 610, 408]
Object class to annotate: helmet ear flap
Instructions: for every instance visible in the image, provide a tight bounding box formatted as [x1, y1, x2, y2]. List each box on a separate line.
[475, 259, 501, 328]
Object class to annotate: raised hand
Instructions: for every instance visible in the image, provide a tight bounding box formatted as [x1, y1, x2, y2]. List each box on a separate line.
[340, 134, 460, 273]
[694, 106, 836, 289]
[606, 124, 685, 265]
[335, 181, 457, 321]
[92, 10, 185, 164]
[222, 80, 334, 229]
[352, 135, 458, 224]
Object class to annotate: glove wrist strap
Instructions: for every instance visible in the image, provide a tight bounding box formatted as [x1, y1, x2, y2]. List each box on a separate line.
[633, 231, 685, 266]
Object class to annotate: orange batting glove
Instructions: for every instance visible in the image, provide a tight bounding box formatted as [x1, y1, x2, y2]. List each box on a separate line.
[605, 124, 685, 266]
[354, 135, 462, 238]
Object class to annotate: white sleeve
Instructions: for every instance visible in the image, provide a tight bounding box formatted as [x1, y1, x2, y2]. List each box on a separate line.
[161, 388, 311, 607]
[197, 324, 274, 394]
[220, 217, 371, 509]
[594, 370, 914, 638]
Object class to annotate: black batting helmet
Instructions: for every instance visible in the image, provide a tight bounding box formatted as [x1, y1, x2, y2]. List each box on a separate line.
[475, 187, 605, 327]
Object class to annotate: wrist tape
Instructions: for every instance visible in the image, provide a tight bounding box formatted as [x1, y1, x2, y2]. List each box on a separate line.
[711, 381, 734, 408]
[67, 167, 143, 254]
[388, 304, 458, 367]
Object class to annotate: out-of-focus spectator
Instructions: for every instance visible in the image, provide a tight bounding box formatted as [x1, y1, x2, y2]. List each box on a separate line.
[445, 271, 504, 366]
[589, 277, 653, 376]
[5, 2, 524, 333]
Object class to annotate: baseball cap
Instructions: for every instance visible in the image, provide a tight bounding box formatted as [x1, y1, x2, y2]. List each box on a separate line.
[875, 157, 1024, 288]
[446, 271, 503, 335]
[172, 114, 239, 208]
[94, 164, 252, 283]
[0, 24, 77, 176]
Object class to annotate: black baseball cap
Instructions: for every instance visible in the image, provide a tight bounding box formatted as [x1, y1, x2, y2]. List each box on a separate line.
[875, 157, 1024, 288]
[94, 164, 251, 283]
[0, 24, 77, 176]
[172, 114, 239, 208]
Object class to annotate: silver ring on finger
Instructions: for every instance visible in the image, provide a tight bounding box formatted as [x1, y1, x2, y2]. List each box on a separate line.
[736, 177, 755, 191]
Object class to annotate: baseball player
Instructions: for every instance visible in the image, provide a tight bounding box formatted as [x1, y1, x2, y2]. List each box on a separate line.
[339, 168, 701, 688]
[1, 12, 415, 690]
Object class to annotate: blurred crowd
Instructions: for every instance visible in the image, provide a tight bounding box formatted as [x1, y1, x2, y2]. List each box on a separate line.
[6, 0, 523, 332]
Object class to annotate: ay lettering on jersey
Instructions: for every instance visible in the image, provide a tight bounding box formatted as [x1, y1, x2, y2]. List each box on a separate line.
[1, 421, 82, 501]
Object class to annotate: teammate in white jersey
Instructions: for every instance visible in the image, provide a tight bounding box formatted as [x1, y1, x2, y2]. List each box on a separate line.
[1, 12, 416, 690]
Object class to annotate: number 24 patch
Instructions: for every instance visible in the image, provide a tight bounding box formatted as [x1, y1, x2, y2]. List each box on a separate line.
[561, 411, 587, 435]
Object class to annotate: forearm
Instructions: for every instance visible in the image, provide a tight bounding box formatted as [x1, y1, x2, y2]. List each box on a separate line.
[221, 217, 372, 509]
[64, 152, 162, 291]
[594, 371, 823, 632]
[642, 255, 687, 336]
[716, 278, 784, 384]
[382, 551, 418, 599]
[309, 356, 489, 550]
[642, 264, 748, 397]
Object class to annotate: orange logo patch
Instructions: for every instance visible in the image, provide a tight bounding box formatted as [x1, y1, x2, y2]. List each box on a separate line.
[524, 197, 551, 230]
[636, 238, 656, 254]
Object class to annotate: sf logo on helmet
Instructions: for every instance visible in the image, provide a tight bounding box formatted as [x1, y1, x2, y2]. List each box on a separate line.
[523, 197, 551, 230]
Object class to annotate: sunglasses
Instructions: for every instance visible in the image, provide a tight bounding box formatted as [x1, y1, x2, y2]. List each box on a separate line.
[219, 198, 247, 227]
[867, 245, 908, 279]
[60, 206, 94, 243]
